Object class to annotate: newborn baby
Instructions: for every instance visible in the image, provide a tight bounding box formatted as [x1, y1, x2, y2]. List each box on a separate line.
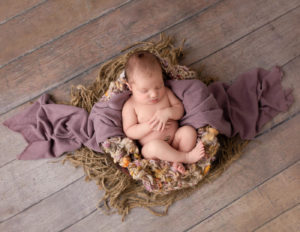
[122, 51, 206, 173]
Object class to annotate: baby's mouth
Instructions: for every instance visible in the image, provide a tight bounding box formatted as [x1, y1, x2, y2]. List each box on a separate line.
[150, 98, 159, 103]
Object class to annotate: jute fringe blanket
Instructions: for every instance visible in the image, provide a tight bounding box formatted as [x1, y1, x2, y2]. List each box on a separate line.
[61, 34, 250, 221]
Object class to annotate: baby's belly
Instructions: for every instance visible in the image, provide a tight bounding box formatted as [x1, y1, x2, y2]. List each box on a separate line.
[138, 120, 178, 146]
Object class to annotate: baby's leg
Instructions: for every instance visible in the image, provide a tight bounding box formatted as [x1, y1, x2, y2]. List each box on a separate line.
[172, 125, 206, 162]
[172, 126, 197, 152]
[142, 128, 205, 164]
[142, 139, 188, 162]
[171, 126, 199, 173]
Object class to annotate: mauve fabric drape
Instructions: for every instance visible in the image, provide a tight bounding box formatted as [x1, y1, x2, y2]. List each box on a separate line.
[3, 66, 294, 160]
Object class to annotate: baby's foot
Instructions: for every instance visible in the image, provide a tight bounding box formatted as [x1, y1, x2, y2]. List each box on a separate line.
[172, 162, 186, 174]
[185, 141, 206, 163]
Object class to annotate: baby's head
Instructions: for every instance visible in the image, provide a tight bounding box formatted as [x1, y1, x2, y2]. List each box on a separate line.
[125, 51, 166, 104]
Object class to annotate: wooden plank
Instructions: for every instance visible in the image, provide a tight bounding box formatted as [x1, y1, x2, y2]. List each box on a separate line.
[162, 0, 300, 134]
[0, 176, 101, 232]
[31, 114, 298, 231]
[0, 0, 298, 228]
[168, 0, 300, 66]
[0, 0, 220, 163]
[0, 0, 298, 116]
[0, 158, 85, 222]
[0, 0, 44, 24]
[188, 4, 300, 134]
[255, 204, 300, 232]
[188, 162, 300, 232]
[0, 0, 247, 115]
[1, 0, 299, 167]
[189, 6, 300, 81]
[0, 0, 128, 67]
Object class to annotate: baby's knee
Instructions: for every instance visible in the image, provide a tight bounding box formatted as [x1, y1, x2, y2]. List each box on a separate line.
[141, 140, 160, 159]
[176, 126, 197, 151]
[179, 125, 197, 139]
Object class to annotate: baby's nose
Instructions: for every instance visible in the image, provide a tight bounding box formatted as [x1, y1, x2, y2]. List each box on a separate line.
[149, 90, 158, 98]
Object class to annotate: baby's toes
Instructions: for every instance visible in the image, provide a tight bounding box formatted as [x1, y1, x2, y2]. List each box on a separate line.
[178, 164, 186, 174]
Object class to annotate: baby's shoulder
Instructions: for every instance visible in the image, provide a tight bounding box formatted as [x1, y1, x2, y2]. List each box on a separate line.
[165, 87, 176, 97]
[122, 97, 136, 113]
[165, 86, 174, 93]
[123, 96, 134, 108]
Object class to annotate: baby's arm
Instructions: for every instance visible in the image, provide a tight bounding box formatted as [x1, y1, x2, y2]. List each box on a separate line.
[122, 99, 152, 140]
[165, 87, 184, 120]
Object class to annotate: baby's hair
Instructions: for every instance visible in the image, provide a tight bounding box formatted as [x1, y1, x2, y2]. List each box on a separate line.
[124, 51, 162, 83]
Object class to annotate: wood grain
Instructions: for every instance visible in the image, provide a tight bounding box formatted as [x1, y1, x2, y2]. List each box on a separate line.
[168, 0, 300, 66]
[0, 159, 85, 222]
[0, 0, 44, 24]
[189, 162, 300, 232]
[0, 1, 299, 230]
[54, 115, 299, 231]
[1, 0, 299, 166]
[0, 0, 219, 115]
[0, 0, 128, 66]
[255, 204, 300, 232]
[190, 6, 300, 82]
[0, 176, 101, 232]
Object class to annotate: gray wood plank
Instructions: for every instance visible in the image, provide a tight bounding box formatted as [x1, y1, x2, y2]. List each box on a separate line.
[0, 159, 85, 222]
[0, 0, 128, 67]
[254, 204, 300, 232]
[188, 6, 300, 134]
[1, 115, 298, 231]
[0, 0, 44, 24]
[0, 176, 101, 232]
[0, 0, 219, 115]
[1, 0, 299, 166]
[188, 162, 300, 231]
[0, 1, 299, 231]
[58, 114, 299, 231]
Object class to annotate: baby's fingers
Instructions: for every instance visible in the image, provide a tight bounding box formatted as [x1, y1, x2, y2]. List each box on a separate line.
[160, 122, 166, 132]
[148, 115, 156, 124]
[148, 116, 156, 124]
[149, 118, 158, 129]
[154, 121, 161, 131]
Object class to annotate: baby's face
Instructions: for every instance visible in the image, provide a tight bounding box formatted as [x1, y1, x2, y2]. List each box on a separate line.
[128, 67, 166, 105]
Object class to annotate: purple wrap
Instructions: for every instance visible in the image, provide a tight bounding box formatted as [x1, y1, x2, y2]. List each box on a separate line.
[3, 66, 294, 160]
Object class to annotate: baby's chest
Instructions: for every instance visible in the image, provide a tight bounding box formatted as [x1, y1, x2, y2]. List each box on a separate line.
[135, 101, 170, 123]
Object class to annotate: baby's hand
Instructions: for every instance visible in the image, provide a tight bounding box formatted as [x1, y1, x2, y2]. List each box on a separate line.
[148, 108, 171, 132]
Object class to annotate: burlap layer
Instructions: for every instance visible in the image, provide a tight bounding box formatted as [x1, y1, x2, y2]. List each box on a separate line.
[59, 34, 249, 221]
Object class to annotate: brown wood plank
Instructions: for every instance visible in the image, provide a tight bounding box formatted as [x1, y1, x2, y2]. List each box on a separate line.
[189, 162, 300, 232]
[1, 0, 299, 166]
[169, 0, 300, 66]
[51, 115, 300, 231]
[0, 1, 299, 229]
[0, 0, 227, 115]
[0, 0, 44, 24]
[255, 204, 300, 232]
[156, 0, 300, 134]
[189, 6, 300, 82]
[1, 0, 298, 116]
[0, 113, 299, 231]
[188, 6, 300, 134]
[0, 158, 84, 222]
[0, 0, 128, 67]
[0, 176, 101, 231]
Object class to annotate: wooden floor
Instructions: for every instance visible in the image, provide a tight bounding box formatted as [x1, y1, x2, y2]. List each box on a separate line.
[0, 0, 299, 231]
